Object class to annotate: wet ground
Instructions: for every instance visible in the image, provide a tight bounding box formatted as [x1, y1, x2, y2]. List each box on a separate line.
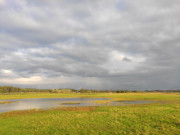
[0, 98, 152, 113]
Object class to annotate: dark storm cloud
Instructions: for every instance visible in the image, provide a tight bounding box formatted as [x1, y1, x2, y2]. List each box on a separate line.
[0, 0, 180, 90]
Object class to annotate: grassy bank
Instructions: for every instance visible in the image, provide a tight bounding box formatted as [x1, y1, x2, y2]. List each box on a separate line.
[0, 92, 180, 101]
[0, 93, 180, 135]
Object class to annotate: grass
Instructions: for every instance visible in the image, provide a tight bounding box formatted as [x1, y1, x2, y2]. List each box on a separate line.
[0, 93, 180, 135]
[0, 92, 179, 101]
[0, 101, 17, 104]
[61, 102, 81, 105]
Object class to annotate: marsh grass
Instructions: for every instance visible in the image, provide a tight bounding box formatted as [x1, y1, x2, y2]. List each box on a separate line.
[88, 99, 112, 104]
[0, 106, 97, 118]
[0, 103, 179, 135]
[61, 102, 81, 105]
[0, 108, 46, 118]
[177, 120, 180, 125]
[0, 92, 180, 101]
[0, 101, 17, 104]
[0, 93, 179, 135]
[55, 106, 97, 112]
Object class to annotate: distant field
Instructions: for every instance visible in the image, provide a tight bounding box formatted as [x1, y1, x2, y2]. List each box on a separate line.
[0, 93, 180, 135]
[0, 92, 180, 101]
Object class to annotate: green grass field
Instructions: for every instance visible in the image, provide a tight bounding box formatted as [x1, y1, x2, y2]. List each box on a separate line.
[0, 93, 180, 135]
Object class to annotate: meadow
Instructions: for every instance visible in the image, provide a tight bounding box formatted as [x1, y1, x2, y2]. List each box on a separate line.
[0, 92, 180, 135]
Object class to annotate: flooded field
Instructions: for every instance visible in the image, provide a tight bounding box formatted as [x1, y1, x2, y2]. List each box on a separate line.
[0, 98, 151, 113]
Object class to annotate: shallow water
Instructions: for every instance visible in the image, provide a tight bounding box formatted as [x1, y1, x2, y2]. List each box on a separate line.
[0, 98, 151, 113]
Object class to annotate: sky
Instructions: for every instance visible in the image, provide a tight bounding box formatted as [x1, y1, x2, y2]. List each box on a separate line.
[0, 0, 180, 90]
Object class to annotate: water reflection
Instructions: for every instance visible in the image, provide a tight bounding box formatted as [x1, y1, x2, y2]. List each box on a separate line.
[0, 98, 109, 113]
[0, 98, 152, 113]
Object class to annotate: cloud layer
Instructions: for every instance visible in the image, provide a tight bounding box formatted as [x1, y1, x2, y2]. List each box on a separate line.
[0, 0, 180, 90]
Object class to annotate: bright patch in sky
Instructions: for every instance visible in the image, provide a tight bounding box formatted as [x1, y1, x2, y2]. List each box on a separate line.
[102, 51, 145, 74]
[2, 69, 13, 74]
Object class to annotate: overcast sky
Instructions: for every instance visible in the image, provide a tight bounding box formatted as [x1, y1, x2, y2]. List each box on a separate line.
[0, 0, 180, 90]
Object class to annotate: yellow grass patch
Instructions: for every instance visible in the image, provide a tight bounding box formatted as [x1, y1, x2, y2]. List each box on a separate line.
[55, 106, 97, 112]
[89, 100, 112, 104]
[0, 101, 17, 104]
[0, 106, 97, 118]
[0, 109, 45, 117]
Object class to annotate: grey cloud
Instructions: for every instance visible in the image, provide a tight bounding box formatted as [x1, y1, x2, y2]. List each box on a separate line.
[122, 57, 131, 62]
[0, 0, 180, 90]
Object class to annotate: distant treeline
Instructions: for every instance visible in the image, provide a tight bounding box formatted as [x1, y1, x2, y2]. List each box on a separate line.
[145, 90, 180, 92]
[0, 86, 180, 94]
[0, 86, 49, 93]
